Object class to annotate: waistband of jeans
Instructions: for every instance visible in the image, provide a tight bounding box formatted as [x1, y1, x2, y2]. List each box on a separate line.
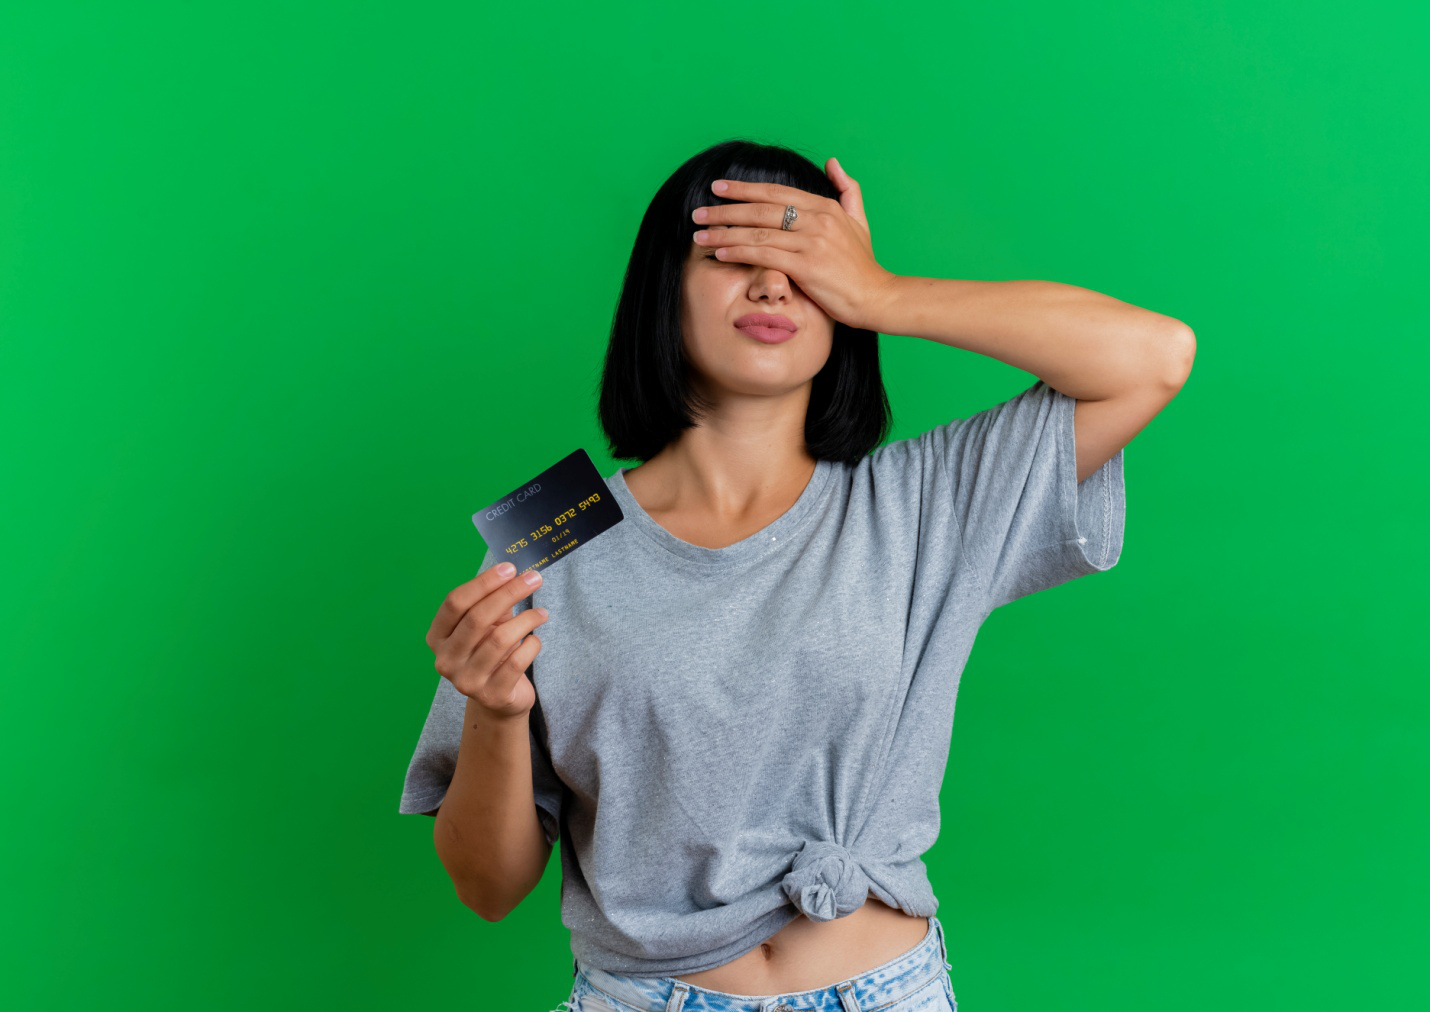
[575, 915, 950, 1012]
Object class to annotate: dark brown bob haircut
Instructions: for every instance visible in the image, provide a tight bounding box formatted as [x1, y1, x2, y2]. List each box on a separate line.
[597, 139, 892, 466]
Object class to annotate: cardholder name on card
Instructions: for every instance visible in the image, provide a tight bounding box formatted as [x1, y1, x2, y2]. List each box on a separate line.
[471, 448, 624, 576]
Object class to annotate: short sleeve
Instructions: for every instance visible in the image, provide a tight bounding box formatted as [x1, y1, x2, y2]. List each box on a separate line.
[925, 379, 1126, 612]
[396, 548, 565, 846]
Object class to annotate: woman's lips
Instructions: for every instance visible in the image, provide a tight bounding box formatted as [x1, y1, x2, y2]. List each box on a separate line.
[735, 323, 797, 344]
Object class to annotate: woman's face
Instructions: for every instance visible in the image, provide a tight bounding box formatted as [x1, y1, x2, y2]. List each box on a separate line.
[679, 224, 835, 405]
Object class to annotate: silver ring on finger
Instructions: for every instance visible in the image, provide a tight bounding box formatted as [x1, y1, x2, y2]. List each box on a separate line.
[781, 204, 798, 231]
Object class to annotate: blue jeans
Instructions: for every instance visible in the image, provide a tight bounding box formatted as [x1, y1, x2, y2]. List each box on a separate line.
[554, 916, 957, 1011]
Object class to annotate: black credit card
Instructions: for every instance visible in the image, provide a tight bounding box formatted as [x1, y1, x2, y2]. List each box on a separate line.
[471, 448, 624, 576]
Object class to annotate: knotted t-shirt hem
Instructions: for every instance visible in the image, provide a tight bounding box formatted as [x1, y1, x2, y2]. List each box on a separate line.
[568, 859, 939, 977]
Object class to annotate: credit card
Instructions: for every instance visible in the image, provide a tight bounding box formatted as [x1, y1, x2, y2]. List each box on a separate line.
[471, 448, 625, 576]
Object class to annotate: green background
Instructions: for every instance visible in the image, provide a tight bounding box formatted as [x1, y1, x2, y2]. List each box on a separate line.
[3, 2, 1424, 1009]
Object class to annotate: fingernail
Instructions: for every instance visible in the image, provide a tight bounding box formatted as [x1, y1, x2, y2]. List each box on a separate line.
[712, 180, 728, 193]
[523, 570, 542, 585]
[498, 563, 515, 577]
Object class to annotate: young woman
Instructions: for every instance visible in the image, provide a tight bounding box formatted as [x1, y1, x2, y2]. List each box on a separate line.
[401, 140, 1194, 1012]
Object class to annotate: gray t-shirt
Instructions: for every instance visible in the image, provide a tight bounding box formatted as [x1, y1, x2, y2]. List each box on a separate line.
[399, 379, 1126, 976]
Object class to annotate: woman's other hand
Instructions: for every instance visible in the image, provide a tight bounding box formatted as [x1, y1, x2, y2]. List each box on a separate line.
[425, 564, 549, 721]
[691, 159, 897, 331]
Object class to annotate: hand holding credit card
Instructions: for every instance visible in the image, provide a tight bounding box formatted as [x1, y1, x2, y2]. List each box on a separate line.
[471, 448, 625, 576]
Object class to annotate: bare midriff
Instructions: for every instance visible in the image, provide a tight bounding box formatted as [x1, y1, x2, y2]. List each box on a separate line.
[671, 896, 930, 996]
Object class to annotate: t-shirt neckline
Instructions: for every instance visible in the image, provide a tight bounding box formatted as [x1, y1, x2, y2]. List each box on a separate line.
[605, 458, 833, 566]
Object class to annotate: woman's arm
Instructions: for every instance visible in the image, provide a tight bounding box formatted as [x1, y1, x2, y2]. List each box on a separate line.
[864, 276, 1195, 481]
[865, 276, 1193, 399]
[433, 697, 552, 921]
